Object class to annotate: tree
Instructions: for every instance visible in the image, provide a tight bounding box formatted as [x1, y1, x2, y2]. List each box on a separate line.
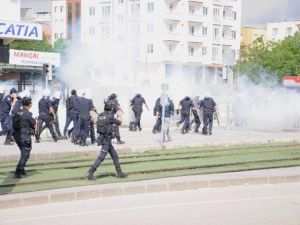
[235, 32, 300, 82]
[9, 38, 54, 52]
[53, 38, 68, 55]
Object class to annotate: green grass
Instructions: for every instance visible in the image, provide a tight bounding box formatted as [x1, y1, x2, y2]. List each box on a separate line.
[1, 142, 300, 194]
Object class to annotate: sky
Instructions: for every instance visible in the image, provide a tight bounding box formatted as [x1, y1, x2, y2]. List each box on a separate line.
[20, 0, 300, 26]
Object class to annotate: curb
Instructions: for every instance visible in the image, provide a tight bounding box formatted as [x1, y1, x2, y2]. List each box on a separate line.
[1, 171, 300, 209]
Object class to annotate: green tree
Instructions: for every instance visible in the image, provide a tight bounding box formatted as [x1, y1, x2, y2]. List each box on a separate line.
[235, 32, 300, 82]
[9, 38, 54, 52]
[53, 38, 68, 55]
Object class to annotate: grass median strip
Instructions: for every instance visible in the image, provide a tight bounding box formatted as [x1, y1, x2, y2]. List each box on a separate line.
[0, 142, 300, 194]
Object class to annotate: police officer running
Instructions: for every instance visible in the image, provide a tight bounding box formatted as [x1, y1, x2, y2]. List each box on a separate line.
[12, 97, 36, 178]
[86, 101, 128, 180]
[0, 88, 18, 145]
[199, 92, 217, 135]
[176, 96, 194, 134]
[36, 89, 58, 142]
[105, 93, 125, 144]
[130, 93, 149, 131]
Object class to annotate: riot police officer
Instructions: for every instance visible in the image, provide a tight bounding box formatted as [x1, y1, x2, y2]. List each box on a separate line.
[51, 91, 64, 139]
[0, 88, 18, 145]
[130, 93, 149, 131]
[190, 108, 201, 133]
[177, 96, 194, 134]
[76, 91, 95, 146]
[105, 93, 125, 144]
[12, 97, 36, 178]
[152, 97, 161, 134]
[0, 87, 4, 136]
[86, 101, 128, 180]
[199, 92, 217, 135]
[36, 89, 58, 142]
[63, 90, 77, 138]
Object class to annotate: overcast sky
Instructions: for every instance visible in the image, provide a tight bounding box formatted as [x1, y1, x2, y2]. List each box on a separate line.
[20, 0, 300, 26]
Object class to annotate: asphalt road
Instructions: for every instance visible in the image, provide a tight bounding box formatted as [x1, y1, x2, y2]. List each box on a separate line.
[1, 183, 299, 225]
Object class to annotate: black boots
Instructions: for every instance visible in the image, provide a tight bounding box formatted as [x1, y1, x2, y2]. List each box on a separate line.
[86, 168, 96, 180]
[117, 171, 128, 178]
[14, 168, 27, 178]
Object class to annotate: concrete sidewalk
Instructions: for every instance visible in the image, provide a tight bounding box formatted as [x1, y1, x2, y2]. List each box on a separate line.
[1, 167, 300, 209]
[1, 127, 300, 161]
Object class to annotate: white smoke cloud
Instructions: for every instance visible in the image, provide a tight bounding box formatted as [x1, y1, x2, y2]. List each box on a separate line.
[232, 75, 300, 131]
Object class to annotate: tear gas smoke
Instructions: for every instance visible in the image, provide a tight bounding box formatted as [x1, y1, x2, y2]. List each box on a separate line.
[232, 75, 300, 131]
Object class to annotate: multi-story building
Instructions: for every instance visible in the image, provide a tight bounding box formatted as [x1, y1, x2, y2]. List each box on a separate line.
[52, 0, 241, 84]
[52, 0, 81, 42]
[267, 21, 300, 42]
[241, 27, 266, 47]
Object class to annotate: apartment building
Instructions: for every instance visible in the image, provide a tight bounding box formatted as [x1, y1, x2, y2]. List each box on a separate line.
[241, 27, 266, 47]
[52, 0, 241, 84]
[267, 21, 300, 42]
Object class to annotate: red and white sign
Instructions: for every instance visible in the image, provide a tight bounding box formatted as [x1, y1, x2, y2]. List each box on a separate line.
[9, 49, 60, 67]
[283, 76, 300, 88]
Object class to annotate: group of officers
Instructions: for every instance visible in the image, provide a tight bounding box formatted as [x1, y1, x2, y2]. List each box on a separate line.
[0, 86, 217, 180]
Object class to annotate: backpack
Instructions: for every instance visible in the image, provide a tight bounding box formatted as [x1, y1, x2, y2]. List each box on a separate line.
[96, 112, 108, 134]
[12, 110, 23, 130]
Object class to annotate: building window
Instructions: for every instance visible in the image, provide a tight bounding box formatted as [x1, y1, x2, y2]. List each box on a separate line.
[232, 30, 236, 39]
[147, 44, 154, 53]
[117, 15, 124, 22]
[272, 28, 278, 36]
[55, 33, 59, 40]
[202, 27, 207, 36]
[147, 23, 154, 33]
[169, 3, 174, 12]
[286, 27, 292, 35]
[60, 6, 64, 13]
[233, 11, 237, 20]
[189, 5, 195, 15]
[213, 8, 220, 20]
[131, 3, 140, 17]
[89, 7, 95, 16]
[101, 25, 110, 39]
[202, 47, 207, 55]
[169, 24, 173, 33]
[118, 0, 124, 3]
[189, 26, 195, 35]
[131, 23, 140, 37]
[202, 7, 208, 16]
[147, 2, 154, 13]
[102, 6, 111, 19]
[168, 45, 173, 54]
[89, 26, 95, 36]
[213, 27, 219, 40]
[54, 6, 58, 13]
[212, 47, 219, 61]
[188, 46, 194, 56]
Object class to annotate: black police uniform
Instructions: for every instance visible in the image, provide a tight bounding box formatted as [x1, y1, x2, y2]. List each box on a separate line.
[77, 97, 93, 145]
[86, 110, 127, 180]
[177, 97, 194, 134]
[199, 97, 216, 135]
[13, 100, 36, 178]
[190, 109, 201, 132]
[37, 97, 58, 141]
[152, 97, 162, 133]
[131, 94, 146, 131]
[63, 94, 77, 137]
[0, 95, 14, 144]
[106, 96, 124, 144]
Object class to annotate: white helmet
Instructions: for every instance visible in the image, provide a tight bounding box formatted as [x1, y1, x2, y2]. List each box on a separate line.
[42, 89, 51, 97]
[54, 91, 61, 99]
[19, 89, 30, 98]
